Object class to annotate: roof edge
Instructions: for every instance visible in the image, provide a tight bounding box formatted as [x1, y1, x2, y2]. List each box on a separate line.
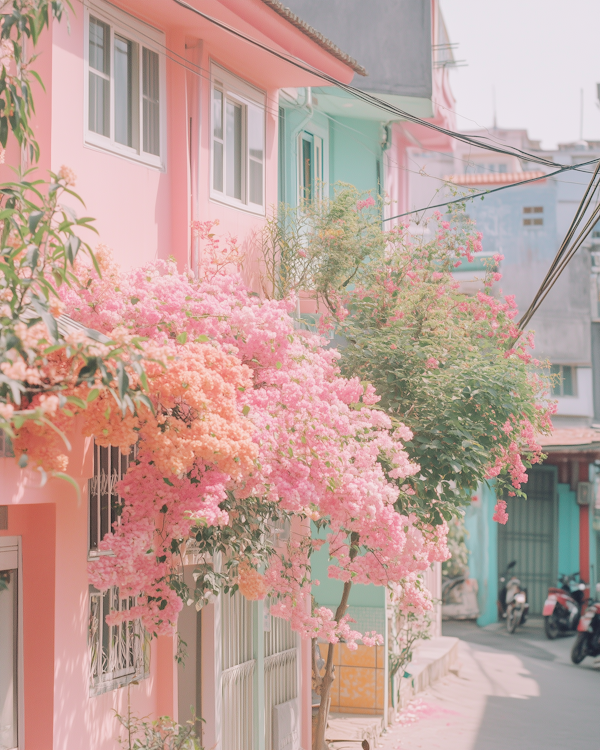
[259, 0, 368, 77]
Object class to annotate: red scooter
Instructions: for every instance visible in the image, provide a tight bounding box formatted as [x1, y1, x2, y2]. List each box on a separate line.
[542, 572, 586, 639]
[571, 583, 600, 664]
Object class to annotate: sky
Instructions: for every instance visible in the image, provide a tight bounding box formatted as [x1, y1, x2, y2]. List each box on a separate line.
[440, 0, 600, 150]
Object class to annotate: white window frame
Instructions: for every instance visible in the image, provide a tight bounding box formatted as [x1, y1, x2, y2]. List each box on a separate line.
[210, 63, 266, 215]
[83, 0, 166, 169]
[0, 536, 24, 750]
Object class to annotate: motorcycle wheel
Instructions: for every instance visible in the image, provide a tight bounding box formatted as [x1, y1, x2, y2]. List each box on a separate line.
[507, 604, 519, 634]
[544, 615, 560, 640]
[571, 632, 588, 664]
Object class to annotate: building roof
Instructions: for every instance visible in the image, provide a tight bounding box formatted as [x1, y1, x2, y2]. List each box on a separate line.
[443, 171, 547, 187]
[259, 0, 368, 76]
[538, 427, 600, 451]
[276, 0, 433, 97]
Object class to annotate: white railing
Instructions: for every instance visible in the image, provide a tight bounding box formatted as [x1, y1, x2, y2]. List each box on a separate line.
[221, 591, 255, 750]
[264, 615, 298, 750]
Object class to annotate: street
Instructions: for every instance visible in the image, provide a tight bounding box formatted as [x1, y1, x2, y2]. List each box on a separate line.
[379, 618, 600, 750]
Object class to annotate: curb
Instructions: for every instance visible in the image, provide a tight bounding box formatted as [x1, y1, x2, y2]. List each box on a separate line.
[394, 636, 460, 714]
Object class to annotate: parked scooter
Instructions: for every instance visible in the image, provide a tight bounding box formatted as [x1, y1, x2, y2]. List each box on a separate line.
[497, 561, 529, 633]
[571, 583, 600, 664]
[543, 572, 586, 639]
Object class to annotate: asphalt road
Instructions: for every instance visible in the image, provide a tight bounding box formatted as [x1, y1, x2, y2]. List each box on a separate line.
[380, 617, 600, 750]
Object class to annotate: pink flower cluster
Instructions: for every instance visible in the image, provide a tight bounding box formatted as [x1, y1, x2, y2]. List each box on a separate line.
[60, 231, 449, 640]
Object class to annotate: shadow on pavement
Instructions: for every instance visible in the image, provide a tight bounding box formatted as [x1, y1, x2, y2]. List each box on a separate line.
[443, 619, 600, 750]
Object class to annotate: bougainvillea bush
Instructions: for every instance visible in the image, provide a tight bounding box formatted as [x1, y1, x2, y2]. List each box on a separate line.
[259, 187, 556, 525]
[56, 229, 447, 641]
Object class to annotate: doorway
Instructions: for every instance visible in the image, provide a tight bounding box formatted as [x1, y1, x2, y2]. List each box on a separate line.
[498, 466, 557, 614]
[0, 536, 20, 750]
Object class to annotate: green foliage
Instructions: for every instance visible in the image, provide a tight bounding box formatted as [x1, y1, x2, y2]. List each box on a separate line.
[116, 712, 202, 750]
[169, 492, 291, 611]
[442, 516, 470, 579]
[261, 185, 553, 525]
[0, 0, 70, 162]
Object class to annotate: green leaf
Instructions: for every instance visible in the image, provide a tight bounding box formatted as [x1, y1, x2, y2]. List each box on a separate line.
[116, 361, 129, 400]
[163, 477, 174, 487]
[86, 388, 100, 402]
[195, 334, 209, 343]
[276, 361, 282, 370]
[242, 405, 250, 416]
[176, 332, 188, 345]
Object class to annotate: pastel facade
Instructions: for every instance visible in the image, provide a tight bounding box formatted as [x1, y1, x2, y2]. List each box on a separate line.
[0, 2, 360, 749]
[277, 0, 453, 724]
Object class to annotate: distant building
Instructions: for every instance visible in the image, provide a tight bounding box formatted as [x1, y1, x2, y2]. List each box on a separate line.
[411, 129, 600, 623]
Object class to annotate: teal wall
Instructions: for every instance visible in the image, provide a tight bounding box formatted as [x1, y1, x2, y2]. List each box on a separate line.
[464, 482, 498, 627]
[279, 96, 385, 209]
[328, 116, 383, 197]
[310, 539, 385, 609]
[557, 483, 580, 578]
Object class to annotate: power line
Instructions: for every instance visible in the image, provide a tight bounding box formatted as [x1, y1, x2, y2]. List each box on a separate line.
[517, 160, 600, 332]
[379, 159, 600, 224]
[171, 0, 595, 172]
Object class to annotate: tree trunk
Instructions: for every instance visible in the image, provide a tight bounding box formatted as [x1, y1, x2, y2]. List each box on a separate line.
[313, 532, 359, 750]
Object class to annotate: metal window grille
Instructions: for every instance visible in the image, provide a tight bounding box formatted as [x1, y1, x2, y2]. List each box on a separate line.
[88, 442, 136, 553]
[264, 614, 298, 750]
[221, 591, 255, 750]
[88, 586, 149, 696]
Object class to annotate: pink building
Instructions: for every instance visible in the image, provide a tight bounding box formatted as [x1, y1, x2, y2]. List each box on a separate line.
[0, 3, 361, 749]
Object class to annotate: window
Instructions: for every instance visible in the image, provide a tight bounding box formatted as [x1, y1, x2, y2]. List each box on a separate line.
[88, 442, 135, 554]
[0, 537, 19, 750]
[85, 1, 165, 167]
[550, 364, 576, 397]
[523, 206, 544, 226]
[298, 131, 323, 204]
[89, 586, 149, 695]
[211, 64, 266, 212]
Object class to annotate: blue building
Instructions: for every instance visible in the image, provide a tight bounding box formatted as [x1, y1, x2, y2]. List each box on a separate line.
[412, 130, 600, 623]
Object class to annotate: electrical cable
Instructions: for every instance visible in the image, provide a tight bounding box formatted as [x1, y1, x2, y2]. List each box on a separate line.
[379, 158, 600, 225]
[89, 0, 600, 213]
[171, 0, 598, 172]
[516, 160, 600, 332]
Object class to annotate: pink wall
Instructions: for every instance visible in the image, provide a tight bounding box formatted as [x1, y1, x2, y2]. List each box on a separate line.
[1, 1, 357, 746]
[1, 504, 56, 749]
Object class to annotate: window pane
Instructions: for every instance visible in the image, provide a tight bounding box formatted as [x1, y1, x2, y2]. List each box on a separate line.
[114, 35, 133, 147]
[302, 136, 312, 202]
[249, 161, 263, 205]
[213, 90, 223, 192]
[226, 100, 243, 200]
[142, 48, 160, 156]
[248, 104, 264, 162]
[0, 569, 18, 750]
[90, 17, 110, 74]
[89, 72, 110, 137]
[248, 105, 264, 205]
[214, 141, 224, 192]
[89, 17, 110, 137]
[562, 366, 574, 396]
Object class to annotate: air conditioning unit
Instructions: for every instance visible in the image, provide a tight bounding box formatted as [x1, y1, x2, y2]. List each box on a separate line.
[577, 482, 591, 506]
